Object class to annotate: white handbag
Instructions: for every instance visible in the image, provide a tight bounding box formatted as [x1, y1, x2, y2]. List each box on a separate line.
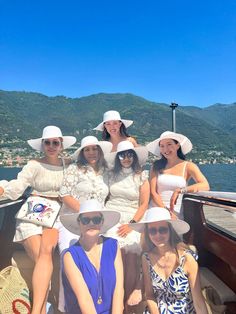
[15, 195, 61, 228]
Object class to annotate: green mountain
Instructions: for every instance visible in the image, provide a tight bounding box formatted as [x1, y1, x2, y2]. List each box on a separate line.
[0, 90, 236, 160]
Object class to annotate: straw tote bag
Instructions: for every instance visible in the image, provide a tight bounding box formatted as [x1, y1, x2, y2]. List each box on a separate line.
[15, 195, 61, 228]
[0, 266, 31, 314]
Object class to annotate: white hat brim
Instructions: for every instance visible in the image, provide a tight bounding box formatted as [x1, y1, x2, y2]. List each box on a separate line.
[60, 210, 121, 236]
[71, 141, 113, 161]
[93, 119, 133, 131]
[146, 132, 192, 157]
[105, 146, 148, 167]
[27, 136, 76, 152]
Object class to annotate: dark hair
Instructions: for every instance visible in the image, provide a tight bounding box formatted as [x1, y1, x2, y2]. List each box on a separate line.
[152, 139, 186, 174]
[113, 149, 142, 176]
[143, 222, 187, 254]
[102, 122, 130, 140]
[77, 145, 107, 172]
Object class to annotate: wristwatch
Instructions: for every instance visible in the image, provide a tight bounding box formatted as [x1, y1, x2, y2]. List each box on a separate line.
[129, 219, 137, 223]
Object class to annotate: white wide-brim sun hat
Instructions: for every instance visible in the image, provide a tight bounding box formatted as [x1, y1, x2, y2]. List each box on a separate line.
[146, 131, 192, 157]
[129, 207, 190, 235]
[106, 140, 148, 167]
[60, 199, 121, 236]
[71, 135, 113, 161]
[27, 125, 76, 152]
[93, 110, 133, 131]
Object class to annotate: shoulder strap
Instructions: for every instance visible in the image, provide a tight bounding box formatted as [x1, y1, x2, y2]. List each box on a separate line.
[182, 161, 188, 177]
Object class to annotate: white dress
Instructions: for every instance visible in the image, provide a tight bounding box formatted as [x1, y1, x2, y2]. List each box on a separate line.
[59, 164, 109, 211]
[0, 160, 69, 242]
[105, 168, 148, 253]
[153, 161, 187, 219]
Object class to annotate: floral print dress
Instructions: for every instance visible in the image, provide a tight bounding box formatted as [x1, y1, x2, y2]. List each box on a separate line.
[144, 250, 197, 314]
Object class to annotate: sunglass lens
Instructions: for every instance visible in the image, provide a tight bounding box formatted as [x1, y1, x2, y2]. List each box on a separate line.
[92, 216, 103, 225]
[148, 227, 158, 235]
[118, 151, 134, 160]
[80, 216, 90, 225]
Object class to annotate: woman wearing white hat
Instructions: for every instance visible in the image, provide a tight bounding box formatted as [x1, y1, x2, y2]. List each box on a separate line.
[129, 207, 208, 314]
[61, 199, 124, 314]
[105, 140, 149, 310]
[147, 131, 209, 218]
[93, 110, 138, 152]
[60, 135, 112, 213]
[0, 125, 76, 314]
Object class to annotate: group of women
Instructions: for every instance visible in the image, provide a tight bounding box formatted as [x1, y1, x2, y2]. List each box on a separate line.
[0, 110, 210, 314]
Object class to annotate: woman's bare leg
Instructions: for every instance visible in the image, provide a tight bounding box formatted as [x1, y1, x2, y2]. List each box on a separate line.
[121, 250, 142, 313]
[31, 228, 58, 314]
[22, 234, 41, 262]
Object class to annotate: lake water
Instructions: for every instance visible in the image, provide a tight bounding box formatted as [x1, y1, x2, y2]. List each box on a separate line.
[0, 164, 235, 192]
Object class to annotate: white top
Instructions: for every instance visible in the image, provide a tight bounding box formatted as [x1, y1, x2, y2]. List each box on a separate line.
[106, 168, 148, 221]
[1, 160, 65, 200]
[105, 168, 148, 252]
[59, 164, 109, 214]
[155, 161, 187, 216]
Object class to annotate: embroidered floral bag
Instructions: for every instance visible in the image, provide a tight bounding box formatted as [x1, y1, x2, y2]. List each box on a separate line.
[15, 195, 61, 228]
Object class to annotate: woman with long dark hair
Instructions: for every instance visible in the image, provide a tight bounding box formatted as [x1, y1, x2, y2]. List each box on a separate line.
[105, 140, 149, 311]
[147, 131, 209, 218]
[129, 207, 208, 314]
[93, 110, 138, 151]
[0, 125, 76, 314]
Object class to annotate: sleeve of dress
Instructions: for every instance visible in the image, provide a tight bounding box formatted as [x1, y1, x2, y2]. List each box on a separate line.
[59, 164, 80, 197]
[2, 161, 38, 200]
[140, 170, 149, 185]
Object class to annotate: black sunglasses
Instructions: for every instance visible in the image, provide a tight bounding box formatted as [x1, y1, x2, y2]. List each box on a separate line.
[148, 226, 169, 236]
[78, 215, 103, 225]
[118, 150, 134, 160]
[43, 140, 61, 147]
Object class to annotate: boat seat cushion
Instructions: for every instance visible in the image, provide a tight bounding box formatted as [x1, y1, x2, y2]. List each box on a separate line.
[200, 267, 236, 303]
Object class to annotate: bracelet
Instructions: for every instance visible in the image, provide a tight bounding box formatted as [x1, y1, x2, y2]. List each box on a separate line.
[180, 187, 188, 194]
[129, 219, 137, 223]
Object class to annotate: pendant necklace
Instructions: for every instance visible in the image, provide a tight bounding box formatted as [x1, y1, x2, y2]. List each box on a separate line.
[96, 242, 103, 304]
[83, 239, 103, 305]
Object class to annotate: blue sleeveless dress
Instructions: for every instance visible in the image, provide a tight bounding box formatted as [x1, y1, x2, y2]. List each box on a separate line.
[144, 250, 197, 314]
[62, 236, 118, 314]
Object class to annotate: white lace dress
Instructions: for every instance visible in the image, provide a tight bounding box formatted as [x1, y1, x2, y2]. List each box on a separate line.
[105, 168, 148, 253]
[59, 164, 109, 214]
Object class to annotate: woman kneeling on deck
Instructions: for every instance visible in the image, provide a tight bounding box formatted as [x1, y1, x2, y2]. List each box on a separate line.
[129, 207, 208, 314]
[61, 199, 124, 314]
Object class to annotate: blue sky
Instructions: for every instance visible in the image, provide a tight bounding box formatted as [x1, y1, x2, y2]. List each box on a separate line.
[0, 0, 235, 107]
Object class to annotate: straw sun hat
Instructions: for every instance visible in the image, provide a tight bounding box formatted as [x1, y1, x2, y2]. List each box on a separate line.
[27, 125, 76, 152]
[93, 110, 133, 131]
[129, 207, 190, 235]
[146, 131, 192, 157]
[71, 135, 113, 160]
[106, 140, 148, 167]
[60, 199, 121, 236]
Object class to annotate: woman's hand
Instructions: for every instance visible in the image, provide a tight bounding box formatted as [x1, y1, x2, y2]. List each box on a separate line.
[170, 189, 180, 211]
[117, 224, 132, 238]
[0, 187, 4, 196]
